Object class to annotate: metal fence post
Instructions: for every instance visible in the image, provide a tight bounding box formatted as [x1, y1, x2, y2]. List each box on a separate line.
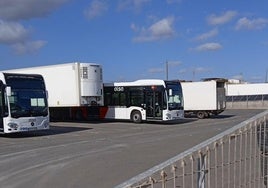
[197, 151, 206, 188]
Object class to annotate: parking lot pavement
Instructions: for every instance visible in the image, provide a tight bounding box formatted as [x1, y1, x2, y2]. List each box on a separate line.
[0, 109, 265, 188]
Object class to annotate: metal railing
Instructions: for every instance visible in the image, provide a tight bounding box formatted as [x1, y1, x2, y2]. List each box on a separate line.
[226, 95, 268, 109]
[226, 95, 268, 102]
[116, 110, 268, 188]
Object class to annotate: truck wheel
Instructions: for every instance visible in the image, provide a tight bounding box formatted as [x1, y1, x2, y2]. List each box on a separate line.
[197, 111, 205, 119]
[131, 111, 142, 123]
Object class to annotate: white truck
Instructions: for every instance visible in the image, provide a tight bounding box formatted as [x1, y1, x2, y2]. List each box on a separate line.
[181, 79, 226, 119]
[5, 62, 103, 120]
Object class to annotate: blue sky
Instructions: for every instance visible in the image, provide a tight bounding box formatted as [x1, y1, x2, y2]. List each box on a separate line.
[0, 0, 268, 83]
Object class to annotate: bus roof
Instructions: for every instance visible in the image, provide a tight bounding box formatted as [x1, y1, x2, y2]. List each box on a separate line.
[104, 79, 167, 87]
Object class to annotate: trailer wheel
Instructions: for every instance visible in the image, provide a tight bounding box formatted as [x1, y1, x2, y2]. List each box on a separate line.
[131, 111, 142, 123]
[197, 111, 205, 119]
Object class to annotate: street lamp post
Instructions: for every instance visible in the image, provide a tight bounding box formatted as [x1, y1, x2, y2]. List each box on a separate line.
[166, 61, 169, 80]
[165, 60, 182, 80]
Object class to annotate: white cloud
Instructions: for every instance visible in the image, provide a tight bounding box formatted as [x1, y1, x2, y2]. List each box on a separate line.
[150, 18, 175, 36]
[11, 40, 47, 54]
[0, 0, 66, 54]
[261, 41, 268, 46]
[118, 0, 151, 12]
[182, 67, 211, 74]
[193, 67, 211, 74]
[130, 23, 139, 32]
[84, 0, 108, 20]
[0, 0, 69, 21]
[178, 67, 212, 80]
[0, 20, 47, 54]
[195, 42, 222, 52]
[192, 67, 212, 80]
[148, 67, 164, 74]
[235, 17, 268, 30]
[178, 68, 187, 74]
[166, 0, 182, 4]
[207, 11, 237, 25]
[0, 0, 62, 54]
[0, 20, 29, 44]
[194, 28, 218, 41]
[232, 74, 244, 81]
[132, 17, 176, 42]
[167, 61, 182, 67]
[249, 76, 263, 82]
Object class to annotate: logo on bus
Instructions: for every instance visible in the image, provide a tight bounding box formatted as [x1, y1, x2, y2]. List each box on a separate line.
[114, 86, 124, 92]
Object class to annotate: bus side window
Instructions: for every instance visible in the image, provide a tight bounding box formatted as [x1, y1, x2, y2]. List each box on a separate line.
[110, 92, 126, 106]
[129, 90, 143, 107]
[119, 93, 126, 106]
[112, 92, 119, 105]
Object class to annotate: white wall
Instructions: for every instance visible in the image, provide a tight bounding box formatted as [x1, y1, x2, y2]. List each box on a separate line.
[226, 83, 268, 96]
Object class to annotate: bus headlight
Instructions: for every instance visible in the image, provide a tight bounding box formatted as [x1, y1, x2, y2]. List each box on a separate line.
[44, 121, 49, 128]
[166, 113, 171, 120]
[8, 122, 19, 129]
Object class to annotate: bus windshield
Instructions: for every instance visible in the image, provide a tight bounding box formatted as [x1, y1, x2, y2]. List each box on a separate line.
[9, 89, 48, 118]
[165, 81, 183, 110]
[5, 74, 48, 118]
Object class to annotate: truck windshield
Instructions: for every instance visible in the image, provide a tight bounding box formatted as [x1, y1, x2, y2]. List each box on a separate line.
[165, 81, 183, 110]
[4, 74, 48, 118]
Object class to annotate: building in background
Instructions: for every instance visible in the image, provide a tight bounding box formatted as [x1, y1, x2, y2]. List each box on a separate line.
[225, 81, 268, 109]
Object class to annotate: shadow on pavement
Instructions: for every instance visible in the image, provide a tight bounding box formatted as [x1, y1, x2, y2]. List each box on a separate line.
[0, 125, 92, 138]
[208, 114, 235, 119]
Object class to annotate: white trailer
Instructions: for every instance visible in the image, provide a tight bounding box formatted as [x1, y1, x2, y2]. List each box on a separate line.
[181, 80, 226, 118]
[5, 62, 103, 120]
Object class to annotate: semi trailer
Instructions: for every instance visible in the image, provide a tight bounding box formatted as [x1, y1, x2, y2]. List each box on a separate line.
[5, 62, 103, 120]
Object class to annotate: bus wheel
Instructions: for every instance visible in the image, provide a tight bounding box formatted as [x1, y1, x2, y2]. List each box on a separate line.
[131, 111, 142, 123]
[197, 111, 205, 119]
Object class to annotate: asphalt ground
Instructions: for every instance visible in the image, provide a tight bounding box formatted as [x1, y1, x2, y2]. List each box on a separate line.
[0, 109, 265, 188]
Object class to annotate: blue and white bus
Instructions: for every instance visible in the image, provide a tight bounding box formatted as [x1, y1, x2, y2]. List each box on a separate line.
[100, 79, 184, 123]
[0, 73, 49, 133]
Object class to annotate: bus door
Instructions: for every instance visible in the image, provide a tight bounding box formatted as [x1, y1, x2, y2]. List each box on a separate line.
[145, 90, 163, 120]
